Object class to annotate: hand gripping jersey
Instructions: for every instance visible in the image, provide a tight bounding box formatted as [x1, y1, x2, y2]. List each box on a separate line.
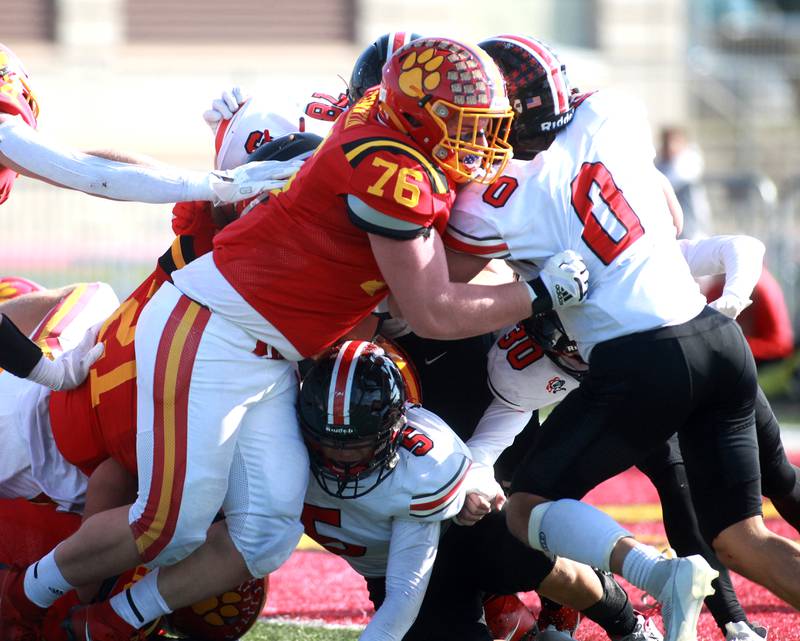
[211, 87, 455, 358]
[446, 91, 707, 358]
[302, 405, 471, 578]
[49, 221, 216, 478]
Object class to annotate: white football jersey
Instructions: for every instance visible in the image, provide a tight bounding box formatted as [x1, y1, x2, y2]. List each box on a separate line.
[302, 405, 472, 578]
[487, 324, 580, 412]
[446, 91, 707, 358]
[214, 87, 346, 169]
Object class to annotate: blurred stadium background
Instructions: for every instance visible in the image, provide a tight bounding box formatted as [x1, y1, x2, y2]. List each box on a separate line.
[4, 0, 800, 395]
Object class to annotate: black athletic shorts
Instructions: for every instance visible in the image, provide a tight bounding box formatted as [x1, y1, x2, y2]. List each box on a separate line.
[511, 307, 762, 540]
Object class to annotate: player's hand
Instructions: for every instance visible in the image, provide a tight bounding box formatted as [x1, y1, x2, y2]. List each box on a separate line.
[527, 250, 588, 315]
[455, 492, 492, 526]
[202, 87, 248, 133]
[27, 323, 104, 391]
[709, 293, 752, 319]
[454, 489, 506, 526]
[209, 159, 304, 204]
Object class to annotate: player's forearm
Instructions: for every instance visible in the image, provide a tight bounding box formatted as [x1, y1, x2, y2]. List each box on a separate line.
[0, 117, 215, 203]
[467, 398, 534, 467]
[83, 148, 162, 167]
[0, 313, 43, 377]
[404, 280, 531, 340]
[680, 235, 765, 300]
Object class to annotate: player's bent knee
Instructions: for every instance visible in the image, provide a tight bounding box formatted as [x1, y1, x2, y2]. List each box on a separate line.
[711, 517, 766, 573]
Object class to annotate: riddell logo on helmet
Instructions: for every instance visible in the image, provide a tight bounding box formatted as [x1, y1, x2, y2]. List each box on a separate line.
[539, 111, 574, 132]
[325, 425, 355, 435]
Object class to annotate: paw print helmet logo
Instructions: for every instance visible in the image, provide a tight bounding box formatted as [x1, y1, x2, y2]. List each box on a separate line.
[379, 37, 514, 185]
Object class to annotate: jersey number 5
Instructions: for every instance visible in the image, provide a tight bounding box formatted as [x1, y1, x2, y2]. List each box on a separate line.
[571, 161, 644, 265]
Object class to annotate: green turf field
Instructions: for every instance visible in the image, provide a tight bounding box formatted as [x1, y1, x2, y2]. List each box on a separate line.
[244, 621, 361, 640]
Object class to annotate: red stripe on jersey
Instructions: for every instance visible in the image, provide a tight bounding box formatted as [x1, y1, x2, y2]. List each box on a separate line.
[34, 283, 100, 355]
[501, 34, 569, 115]
[214, 116, 233, 166]
[410, 460, 471, 513]
[132, 295, 210, 562]
[442, 233, 508, 257]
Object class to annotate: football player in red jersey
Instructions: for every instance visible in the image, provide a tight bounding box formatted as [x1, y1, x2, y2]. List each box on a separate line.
[4, 38, 592, 640]
[0, 123, 304, 641]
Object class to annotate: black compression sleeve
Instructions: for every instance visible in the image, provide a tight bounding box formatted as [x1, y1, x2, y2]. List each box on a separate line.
[0, 313, 43, 377]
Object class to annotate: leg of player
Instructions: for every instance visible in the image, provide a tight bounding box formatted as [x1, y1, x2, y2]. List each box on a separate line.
[637, 438, 753, 637]
[506, 493, 716, 641]
[537, 561, 661, 641]
[753, 386, 800, 533]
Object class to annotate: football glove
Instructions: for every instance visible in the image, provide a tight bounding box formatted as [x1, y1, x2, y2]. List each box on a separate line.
[527, 250, 589, 315]
[27, 323, 104, 391]
[202, 87, 248, 133]
[208, 158, 304, 205]
[709, 293, 752, 319]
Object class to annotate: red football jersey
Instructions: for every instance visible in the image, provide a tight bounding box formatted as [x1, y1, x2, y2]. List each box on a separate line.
[0, 49, 38, 206]
[212, 88, 455, 358]
[49, 227, 214, 477]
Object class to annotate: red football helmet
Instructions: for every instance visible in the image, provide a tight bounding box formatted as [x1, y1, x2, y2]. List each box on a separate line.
[379, 37, 514, 185]
[0, 43, 39, 127]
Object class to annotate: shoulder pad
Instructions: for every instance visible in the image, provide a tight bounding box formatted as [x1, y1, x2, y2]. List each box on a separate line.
[399, 408, 472, 521]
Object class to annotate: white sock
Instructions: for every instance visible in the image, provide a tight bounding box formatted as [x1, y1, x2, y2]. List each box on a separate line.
[23, 549, 74, 608]
[109, 568, 172, 629]
[527, 499, 631, 571]
[621, 543, 671, 596]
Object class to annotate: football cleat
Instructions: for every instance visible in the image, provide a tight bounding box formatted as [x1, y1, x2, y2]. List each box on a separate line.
[62, 601, 142, 641]
[0, 563, 47, 641]
[655, 555, 718, 641]
[615, 612, 664, 641]
[536, 599, 581, 637]
[724, 621, 768, 641]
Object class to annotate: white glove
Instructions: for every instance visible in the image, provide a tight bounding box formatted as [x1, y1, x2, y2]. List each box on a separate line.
[209, 158, 305, 204]
[27, 324, 104, 391]
[202, 87, 248, 133]
[709, 293, 752, 319]
[528, 250, 589, 314]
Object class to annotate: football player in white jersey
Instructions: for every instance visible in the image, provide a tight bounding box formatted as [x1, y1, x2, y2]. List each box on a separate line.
[478, 233, 790, 641]
[442, 34, 800, 640]
[298, 340, 662, 641]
